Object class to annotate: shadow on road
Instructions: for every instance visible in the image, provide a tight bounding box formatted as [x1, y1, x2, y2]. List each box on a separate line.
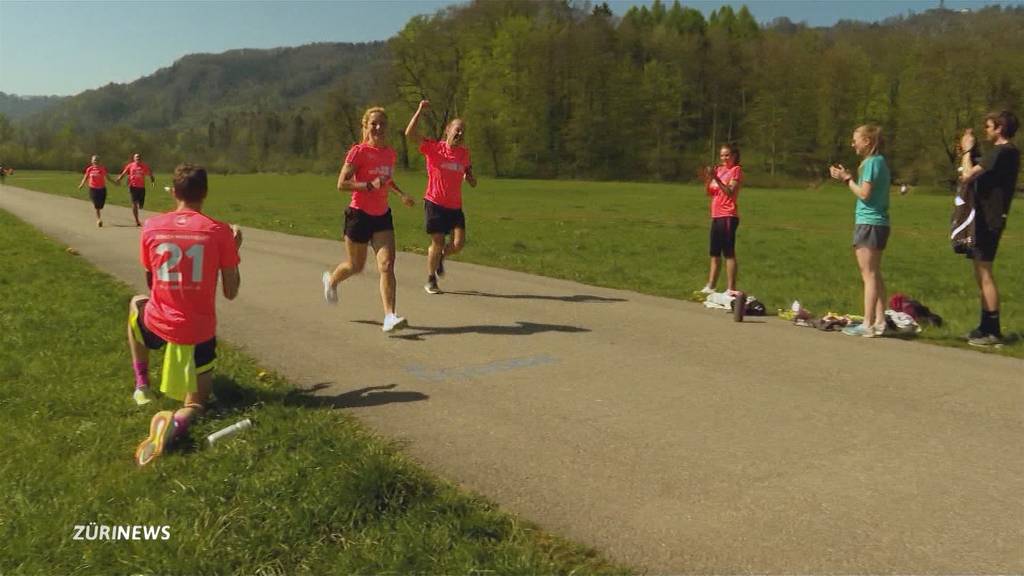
[288, 383, 429, 408]
[446, 290, 626, 303]
[211, 376, 428, 414]
[352, 320, 591, 341]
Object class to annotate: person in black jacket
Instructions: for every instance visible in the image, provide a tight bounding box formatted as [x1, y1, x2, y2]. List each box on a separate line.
[958, 110, 1020, 346]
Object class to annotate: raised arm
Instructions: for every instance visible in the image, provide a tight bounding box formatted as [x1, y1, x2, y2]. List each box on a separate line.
[958, 129, 984, 184]
[404, 100, 429, 141]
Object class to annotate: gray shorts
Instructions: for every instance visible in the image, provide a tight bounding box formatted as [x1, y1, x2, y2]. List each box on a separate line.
[852, 224, 890, 250]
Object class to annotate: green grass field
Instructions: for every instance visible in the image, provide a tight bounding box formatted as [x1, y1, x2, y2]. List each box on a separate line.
[7, 169, 1022, 357]
[0, 209, 623, 573]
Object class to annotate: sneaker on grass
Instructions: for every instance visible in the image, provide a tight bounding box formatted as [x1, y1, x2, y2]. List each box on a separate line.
[968, 333, 1003, 347]
[133, 387, 156, 406]
[322, 271, 338, 305]
[841, 323, 872, 337]
[134, 411, 175, 467]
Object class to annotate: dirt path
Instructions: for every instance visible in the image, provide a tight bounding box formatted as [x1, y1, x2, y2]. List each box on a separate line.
[3, 185, 1021, 573]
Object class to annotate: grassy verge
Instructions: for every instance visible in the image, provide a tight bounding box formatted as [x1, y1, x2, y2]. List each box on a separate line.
[7, 170, 1022, 357]
[0, 208, 624, 574]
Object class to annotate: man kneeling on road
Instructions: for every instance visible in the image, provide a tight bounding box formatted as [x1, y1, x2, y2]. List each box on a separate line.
[128, 163, 242, 465]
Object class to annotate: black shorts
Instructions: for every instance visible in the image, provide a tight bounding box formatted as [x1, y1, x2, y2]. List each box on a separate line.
[424, 199, 466, 235]
[968, 211, 1005, 262]
[129, 299, 217, 373]
[709, 216, 740, 258]
[344, 207, 394, 244]
[129, 186, 146, 207]
[89, 187, 107, 210]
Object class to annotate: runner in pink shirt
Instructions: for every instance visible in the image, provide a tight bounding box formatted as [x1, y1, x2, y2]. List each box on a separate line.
[322, 106, 416, 333]
[404, 99, 477, 294]
[115, 152, 155, 227]
[77, 154, 119, 227]
[699, 143, 743, 294]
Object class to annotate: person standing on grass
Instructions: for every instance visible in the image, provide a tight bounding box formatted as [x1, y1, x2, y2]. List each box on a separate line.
[698, 143, 743, 295]
[130, 164, 243, 466]
[115, 152, 155, 227]
[77, 155, 118, 227]
[322, 106, 416, 333]
[957, 110, 1019, 347]
[829, 124, 891, 338]
[404, 99, 477, 295]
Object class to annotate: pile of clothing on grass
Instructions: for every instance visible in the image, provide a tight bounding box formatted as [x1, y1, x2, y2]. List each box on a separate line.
[778, 293, 942, 336]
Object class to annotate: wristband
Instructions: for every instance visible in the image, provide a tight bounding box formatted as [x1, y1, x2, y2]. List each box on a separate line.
[366, 181, 374, 191]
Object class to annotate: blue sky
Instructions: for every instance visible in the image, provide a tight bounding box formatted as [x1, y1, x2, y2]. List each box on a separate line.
[0, 0, 1019, 96]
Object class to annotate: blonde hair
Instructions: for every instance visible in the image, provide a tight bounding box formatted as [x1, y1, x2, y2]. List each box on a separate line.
[855, 124, 883, 156]
[361, 107, 387, 143]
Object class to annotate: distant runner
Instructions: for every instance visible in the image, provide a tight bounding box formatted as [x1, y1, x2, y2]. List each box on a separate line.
[77, 155, 118, 227]
[404, 99, 477, 294]
[116, 152, 155, 227]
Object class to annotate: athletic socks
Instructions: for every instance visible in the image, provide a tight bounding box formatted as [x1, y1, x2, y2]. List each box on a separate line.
[133, 362, 149, 390]
[980, 309, 1001, 337]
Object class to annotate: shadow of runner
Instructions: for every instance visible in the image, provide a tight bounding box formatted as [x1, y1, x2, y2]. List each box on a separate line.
[212, 377, 429, 410]
[288, 383, 429, 409]
[446, 290, 626, 303]
[352, 320, 591, 341]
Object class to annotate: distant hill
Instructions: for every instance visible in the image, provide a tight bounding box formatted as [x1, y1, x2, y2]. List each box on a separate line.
[23, 42, 387, 132]
[0, 93, 68, 121]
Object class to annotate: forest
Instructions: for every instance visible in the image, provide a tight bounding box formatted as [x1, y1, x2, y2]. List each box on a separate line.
[1, 1, 1021, 187]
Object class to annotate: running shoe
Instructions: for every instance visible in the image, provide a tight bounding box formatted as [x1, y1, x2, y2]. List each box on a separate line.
[699, 285, 714, 295]
[134, 411, 175, 466]
[841, 323, 870, 337]
[322, 271, 338, 305]
[968, 333, 1003, 347]
[133, 387, 156, 406]
[382, 314, 408, 332]
[424, 278, 441, 295]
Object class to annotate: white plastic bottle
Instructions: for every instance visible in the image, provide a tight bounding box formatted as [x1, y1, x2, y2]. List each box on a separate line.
[205, 419, 253, 447]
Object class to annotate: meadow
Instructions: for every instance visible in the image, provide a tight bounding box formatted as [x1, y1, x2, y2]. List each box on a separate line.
[0, 208, 624, 573]
[8, 169, 1022, 357]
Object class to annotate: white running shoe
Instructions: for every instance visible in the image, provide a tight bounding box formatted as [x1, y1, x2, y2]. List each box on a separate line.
[322, 271, 338, 305]
[699, 285, 715, 295]
[382, 313, 408, 332]
[133, 387, 155, 406]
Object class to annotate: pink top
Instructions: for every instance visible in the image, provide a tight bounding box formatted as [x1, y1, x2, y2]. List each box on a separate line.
[344, 143, 397, 216]
[122, 161, 152, 188]
[420, 139, 471, 209]
[84, 165, 108, 188]
[707, 164, 742, 218]
[140, 209, 241, 344]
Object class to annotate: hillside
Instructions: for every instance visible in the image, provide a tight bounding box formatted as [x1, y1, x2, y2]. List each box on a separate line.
[0, 93, 67, 121]
[23, 42, 387, 133]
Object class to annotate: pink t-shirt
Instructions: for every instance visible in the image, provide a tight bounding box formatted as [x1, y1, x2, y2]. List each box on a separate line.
[140, 209, 241, 344]
[84, 165, 108, 188]
[707, 164, 742, 218]
[344, 143, 396, 216]
[420, 139, 471, 209]
[122, 161, 152, 188]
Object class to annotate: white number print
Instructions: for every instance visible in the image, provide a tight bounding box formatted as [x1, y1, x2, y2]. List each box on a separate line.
[155, 242, 205, 283]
